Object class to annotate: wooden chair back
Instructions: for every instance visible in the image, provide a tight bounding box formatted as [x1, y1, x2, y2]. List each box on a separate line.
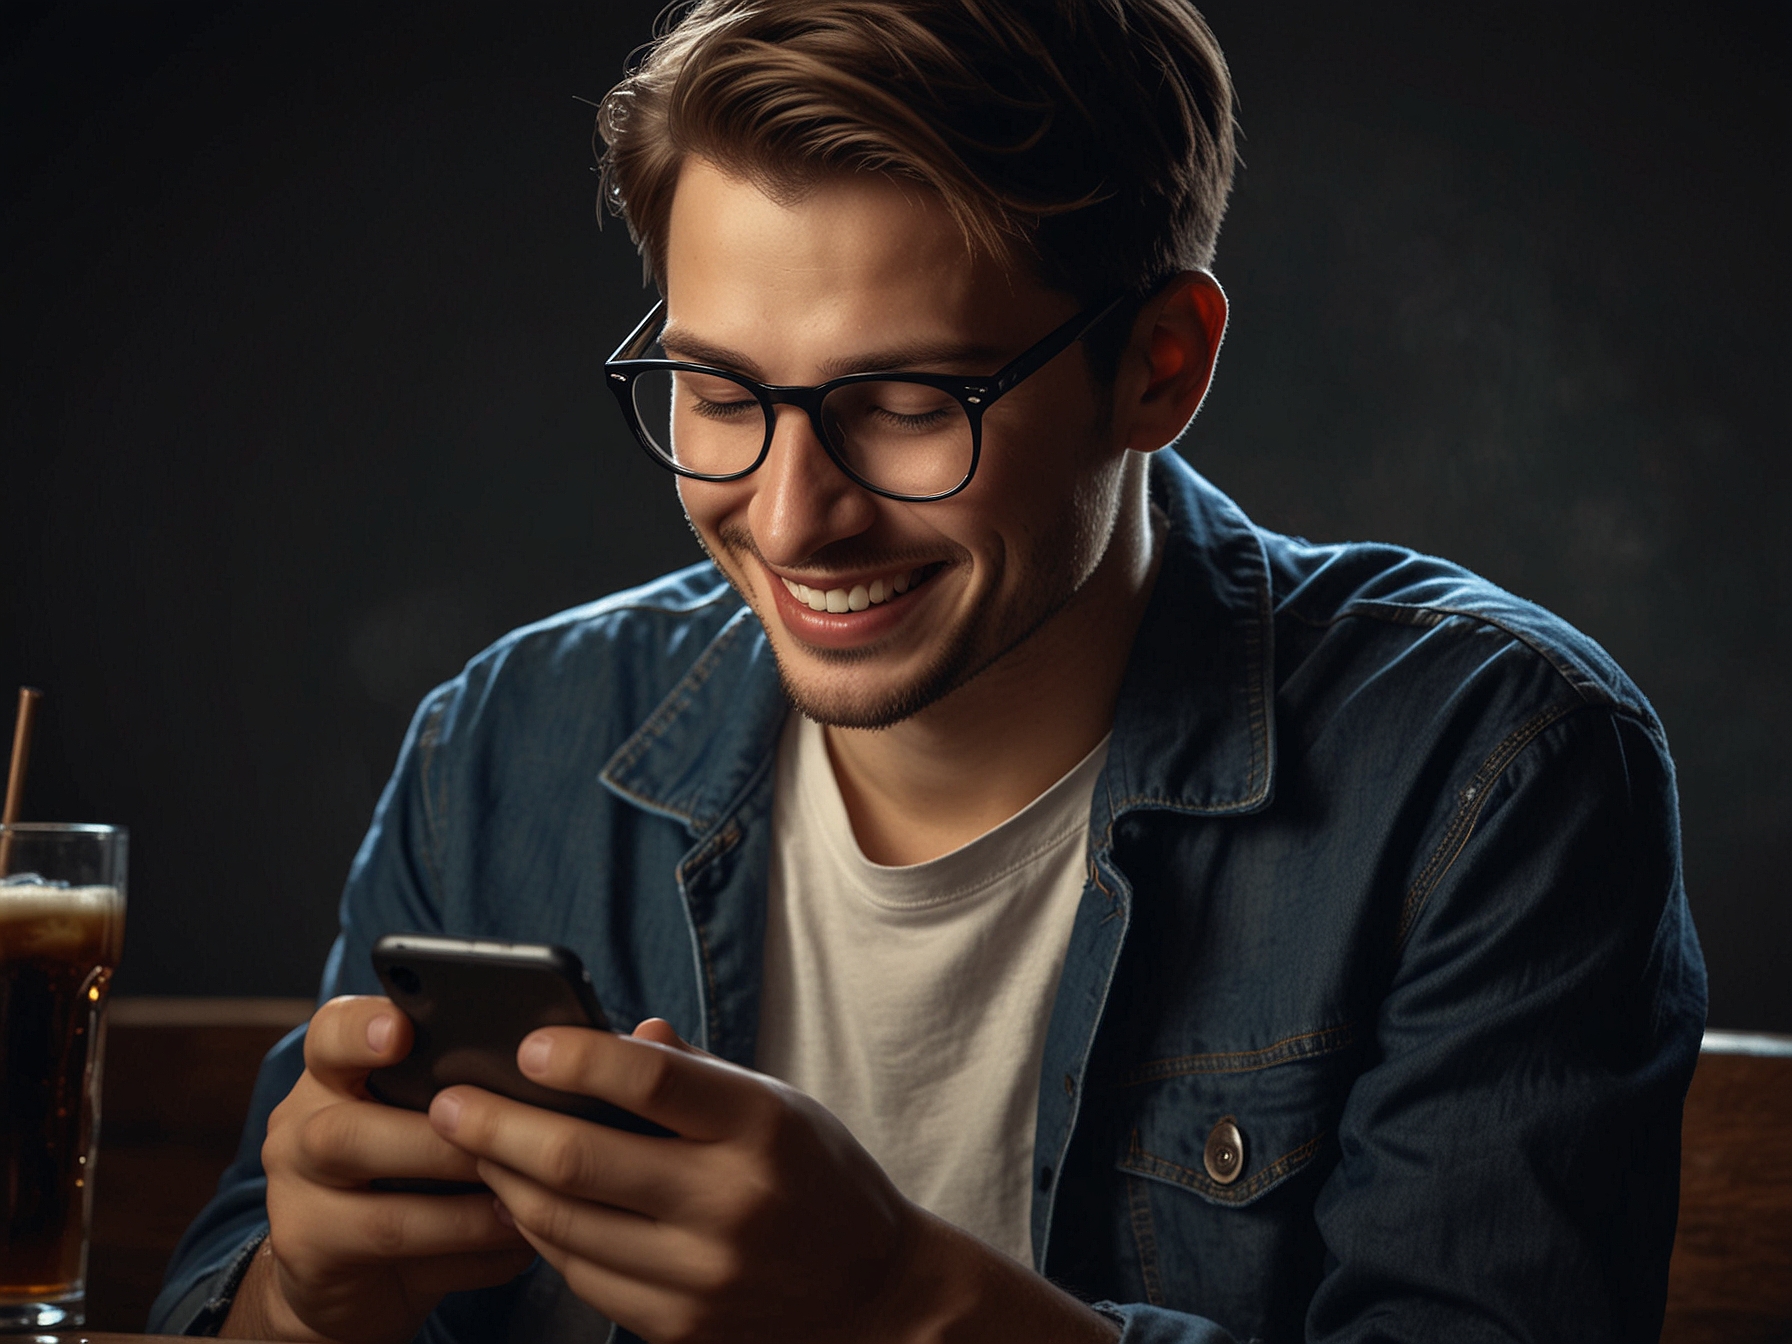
[1662, 1032, 1792, 1343]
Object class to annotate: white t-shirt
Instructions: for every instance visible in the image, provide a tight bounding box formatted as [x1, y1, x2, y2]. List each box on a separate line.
[755, 711, 1108, 1264]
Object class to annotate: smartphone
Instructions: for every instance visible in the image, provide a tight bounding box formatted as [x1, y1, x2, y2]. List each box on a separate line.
[365, 933, 670, 1136]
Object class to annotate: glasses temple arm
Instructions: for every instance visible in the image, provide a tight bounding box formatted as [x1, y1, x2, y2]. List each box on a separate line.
[985, 291, 1131, 398]
[608, 299, 668, 364]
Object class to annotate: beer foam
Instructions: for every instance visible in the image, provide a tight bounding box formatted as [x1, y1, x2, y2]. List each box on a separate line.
[0, 884, 123, 958]
[0, 883, 122, 915]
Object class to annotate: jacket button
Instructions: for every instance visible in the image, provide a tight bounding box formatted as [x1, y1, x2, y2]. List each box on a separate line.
[1204, 1116, 1245, 1185]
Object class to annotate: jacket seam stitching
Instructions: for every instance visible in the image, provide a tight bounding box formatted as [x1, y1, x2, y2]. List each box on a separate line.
[1037, 858, 1134, 1268]
[600, 617, 751, 823]
[678, 822, 741, 1051]
[1103, 789, 1266, 822]
[1120, 1022, 1358, 1084]
[1242, 577, 1270, 801]
[495, 583, 741, 645]
[1123, 1128, 1326, 1204]
[605, 621, 741, 776]
[1125, 1172, 1166, 1307]
[1295, 601, 1653, 718]
[1394, 699, 1587, 950]
[416, 689, 451, 901]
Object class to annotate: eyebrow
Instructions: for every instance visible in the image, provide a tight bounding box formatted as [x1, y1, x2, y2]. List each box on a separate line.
[658, 325, 1009, 383]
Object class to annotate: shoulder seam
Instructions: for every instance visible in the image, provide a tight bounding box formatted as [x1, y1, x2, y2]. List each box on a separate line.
[1290, 598, 1651, 718]
[480, 577, 742, 654]
[451, 577, 747, 725]
[1393, 700, 1657, 951]
[414, 682, 456, 904]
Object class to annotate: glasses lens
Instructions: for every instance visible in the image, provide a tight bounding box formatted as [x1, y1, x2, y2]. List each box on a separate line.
[821, 381, 973, 498]
[630, 369, 767, 477]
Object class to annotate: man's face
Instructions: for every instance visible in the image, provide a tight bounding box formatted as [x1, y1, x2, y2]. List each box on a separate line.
[664, 159, 1134, 729]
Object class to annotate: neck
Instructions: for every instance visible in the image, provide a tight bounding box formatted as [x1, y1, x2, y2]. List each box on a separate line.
[824, 459, 1163, 866]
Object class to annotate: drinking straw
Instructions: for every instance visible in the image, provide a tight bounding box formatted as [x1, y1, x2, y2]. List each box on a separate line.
[0, 686, 43, 873]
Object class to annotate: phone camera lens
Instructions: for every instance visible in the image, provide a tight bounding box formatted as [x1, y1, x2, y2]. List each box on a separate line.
[389, 965, 422, 996]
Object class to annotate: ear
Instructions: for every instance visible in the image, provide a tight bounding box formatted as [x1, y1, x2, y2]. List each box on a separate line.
[1114, 271, 1228, 455]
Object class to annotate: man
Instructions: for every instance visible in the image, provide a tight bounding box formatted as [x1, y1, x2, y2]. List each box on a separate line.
[153, 1, 1706, 1341]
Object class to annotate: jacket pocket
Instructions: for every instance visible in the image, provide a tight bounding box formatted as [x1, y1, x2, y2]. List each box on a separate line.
[1118, 1021, 1356, 1207]
[1108, 1024, 1358, 1335]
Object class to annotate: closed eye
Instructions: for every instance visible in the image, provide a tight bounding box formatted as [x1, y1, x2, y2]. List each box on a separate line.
[690, 395, 760, 421]
[870, 405, 956, 432]
[676, 372, 760, 421]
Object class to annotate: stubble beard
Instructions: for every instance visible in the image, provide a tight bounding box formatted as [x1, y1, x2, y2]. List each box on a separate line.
[697, 505, 1096, 732]
[778, 610, 985, 730]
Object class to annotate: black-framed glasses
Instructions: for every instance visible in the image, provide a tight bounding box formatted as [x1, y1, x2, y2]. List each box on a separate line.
[604, 291, 1128, 502]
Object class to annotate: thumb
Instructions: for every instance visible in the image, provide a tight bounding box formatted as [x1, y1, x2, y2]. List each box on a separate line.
[631, 1016, 699, 1052]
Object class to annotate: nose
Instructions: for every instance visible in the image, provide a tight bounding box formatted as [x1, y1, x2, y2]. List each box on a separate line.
[746, 404, 879, 566]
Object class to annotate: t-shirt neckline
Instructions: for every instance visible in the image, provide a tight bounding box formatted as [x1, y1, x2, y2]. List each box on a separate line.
[785, 713, 1111, 913]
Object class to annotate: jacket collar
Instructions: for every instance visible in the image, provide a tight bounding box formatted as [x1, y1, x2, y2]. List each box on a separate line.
[601, 452, 1276, 835]
[1096, 451, 1277, 833]
[599, 605, 789, 837]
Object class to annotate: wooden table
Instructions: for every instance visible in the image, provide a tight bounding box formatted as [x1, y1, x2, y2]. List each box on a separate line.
[87, 997, 312, 1331]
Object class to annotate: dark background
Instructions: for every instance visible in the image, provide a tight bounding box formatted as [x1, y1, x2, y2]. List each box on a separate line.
[3, 2, 1787, 1027]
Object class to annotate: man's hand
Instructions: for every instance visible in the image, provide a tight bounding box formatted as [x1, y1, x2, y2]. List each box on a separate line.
[223, 995, 537, 1344]
[430, 1019, 1121, 1344]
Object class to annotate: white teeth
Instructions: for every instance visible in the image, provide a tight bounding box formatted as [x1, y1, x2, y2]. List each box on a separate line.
[781, 576, 828, 611]
[781, 567, 926, 612]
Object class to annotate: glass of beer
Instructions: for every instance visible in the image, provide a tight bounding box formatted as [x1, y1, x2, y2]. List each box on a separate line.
[0, 823, 125, 1330]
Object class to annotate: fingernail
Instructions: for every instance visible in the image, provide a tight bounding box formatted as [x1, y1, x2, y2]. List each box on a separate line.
[430, 1091, 462, 1133]
[367, 1014, 396, 1053]
[518, 1034, 552, 1075]
[493, 1198, 515, 1228]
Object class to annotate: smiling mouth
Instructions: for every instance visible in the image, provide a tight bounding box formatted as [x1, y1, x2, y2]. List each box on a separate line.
[777, 564, 943, 613]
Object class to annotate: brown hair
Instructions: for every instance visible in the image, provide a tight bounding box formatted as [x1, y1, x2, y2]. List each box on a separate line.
[597, 0, 1236, 322]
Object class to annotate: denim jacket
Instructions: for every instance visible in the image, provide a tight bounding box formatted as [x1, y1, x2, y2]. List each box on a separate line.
[153, 453, 1706, 1343]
